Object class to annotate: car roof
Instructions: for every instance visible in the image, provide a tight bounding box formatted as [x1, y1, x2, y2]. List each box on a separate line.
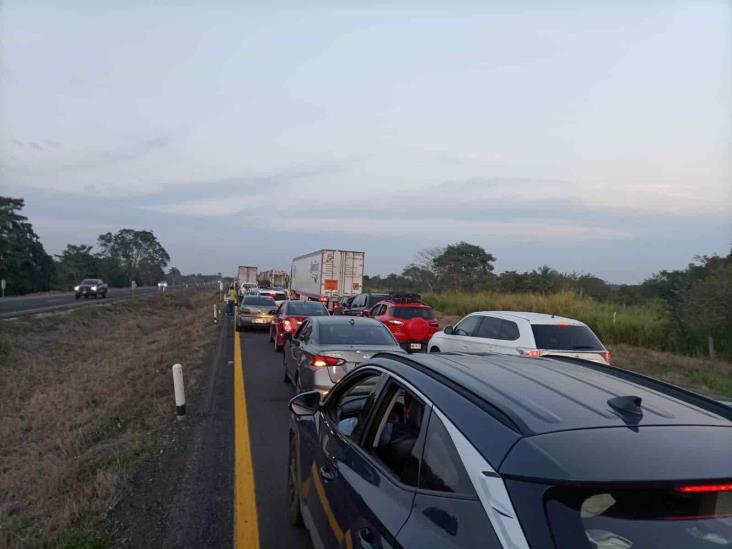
[310, 315, 382, 326]
[369, 352, 731, 436]
[468, 311, 585, 325]
[364, 352, 732, 478]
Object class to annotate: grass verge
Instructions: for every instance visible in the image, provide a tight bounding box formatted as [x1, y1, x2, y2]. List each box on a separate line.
[0, 289, 218, 548]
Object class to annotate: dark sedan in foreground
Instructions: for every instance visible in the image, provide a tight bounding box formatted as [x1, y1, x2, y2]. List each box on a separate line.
[283, 316, 404, 395]
[74, 278, 108, 299]
[287, 352, 732, 549]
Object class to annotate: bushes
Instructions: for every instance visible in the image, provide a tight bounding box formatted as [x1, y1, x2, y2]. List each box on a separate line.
[424, 290, 676, 351]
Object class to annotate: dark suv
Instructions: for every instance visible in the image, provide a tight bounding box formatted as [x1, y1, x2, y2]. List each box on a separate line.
[344, 293, 388, 316]
[288, 352, 732, 548]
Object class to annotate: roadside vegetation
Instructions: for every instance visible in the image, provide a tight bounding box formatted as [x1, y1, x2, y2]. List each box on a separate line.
[366, 242, 732, 360]
[0, 288, 218, 548]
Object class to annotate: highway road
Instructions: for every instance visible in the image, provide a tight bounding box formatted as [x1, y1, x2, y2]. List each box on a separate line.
[0, 287, 162, 319]
[121, 315, 313, 548]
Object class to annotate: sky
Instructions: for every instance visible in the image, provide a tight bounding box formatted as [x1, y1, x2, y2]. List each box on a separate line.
[1, 0, 730, 283]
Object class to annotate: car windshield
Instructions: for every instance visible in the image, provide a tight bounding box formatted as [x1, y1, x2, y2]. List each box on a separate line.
[319, 323, 397, 346]
[242, 297, 275, 306]
[287, 302, 328, 316]
[391, 307, 434, 319]
[545, 485, 732, 548]
[80, 279, 99, 284]
[531, 324, 604, 351]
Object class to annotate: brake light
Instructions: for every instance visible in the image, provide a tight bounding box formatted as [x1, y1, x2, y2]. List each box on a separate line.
[280, 319, 292, 333]
[602, 351, 612, 363]
[677, 484, 732, 493]
[557, 322, 570, 327]
[311, 355, 346, 368]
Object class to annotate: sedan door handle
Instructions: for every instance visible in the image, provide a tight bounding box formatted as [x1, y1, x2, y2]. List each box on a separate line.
[319, 465, 336, 482]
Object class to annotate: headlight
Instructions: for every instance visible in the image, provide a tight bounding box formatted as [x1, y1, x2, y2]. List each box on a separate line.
[74, 285, 80, 291]
[91, 286, 97, 291]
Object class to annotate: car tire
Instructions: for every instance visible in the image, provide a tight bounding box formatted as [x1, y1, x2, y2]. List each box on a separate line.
[287, 431, 304, 527]
[429, 346, 440, 353]
[274, 334, 283, 353]
[75, 294, 80, 300]
[84, 295, 89, 299]
[269, 329, 274, 343]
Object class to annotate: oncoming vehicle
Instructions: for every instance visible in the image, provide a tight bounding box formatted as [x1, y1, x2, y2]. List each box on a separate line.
[236, 295, 276, 331]
[282, 316, 402, 394]
[74, 278, 108, 299]
[428, 311, 611, 364]
[287, 351, 732, 549]
[271, 300, 329, 352]
[368, 293, 439, 352]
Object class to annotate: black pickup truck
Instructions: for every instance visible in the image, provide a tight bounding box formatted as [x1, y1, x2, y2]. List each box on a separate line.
[74, 278, 108, 299]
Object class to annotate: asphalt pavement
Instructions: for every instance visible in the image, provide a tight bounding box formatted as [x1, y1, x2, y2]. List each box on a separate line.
[239, 326, 313, 549]
[0, 287, 161, 319]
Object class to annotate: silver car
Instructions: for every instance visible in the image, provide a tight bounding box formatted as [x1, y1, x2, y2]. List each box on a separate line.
[283, 316, 404, 394]
[237, 295, 277, 331]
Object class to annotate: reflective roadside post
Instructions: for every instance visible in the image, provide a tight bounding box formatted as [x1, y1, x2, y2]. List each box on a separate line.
[172, 363, 186, 418]
[132, 280, 137, 295]
[1, 279, 5, 298]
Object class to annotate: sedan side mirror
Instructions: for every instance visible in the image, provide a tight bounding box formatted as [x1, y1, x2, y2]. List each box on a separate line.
[444, 325, 454, 335]
[289, 391, 321, 416]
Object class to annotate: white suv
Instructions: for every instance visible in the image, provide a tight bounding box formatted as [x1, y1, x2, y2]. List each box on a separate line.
[427, 311, 611, 365]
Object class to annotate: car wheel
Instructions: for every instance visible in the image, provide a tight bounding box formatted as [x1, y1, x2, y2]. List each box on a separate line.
[75, 294, 80, 300]
[84, 295, 89, 299]
[283, 360, 289, 383]
[269, 329, 274, 343]
[429, 346, 440, 353]
[287, 431, 304, 527]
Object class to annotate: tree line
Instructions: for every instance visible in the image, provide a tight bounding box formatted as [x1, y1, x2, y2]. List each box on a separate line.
[1, 196, 171, 294]
[364, 241, 732, 358]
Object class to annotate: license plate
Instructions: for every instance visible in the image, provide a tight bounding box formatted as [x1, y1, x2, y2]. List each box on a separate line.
[409, 343, 422, 350]
[253, 318, 266, 324]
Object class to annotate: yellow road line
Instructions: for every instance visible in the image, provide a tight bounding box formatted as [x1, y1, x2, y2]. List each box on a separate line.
[311, 461, 344, 544]
[234, 331, 260, 548]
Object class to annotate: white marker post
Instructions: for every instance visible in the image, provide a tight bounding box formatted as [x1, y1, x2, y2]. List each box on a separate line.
[0, 279, 5, 298]
[132, 280, 137, 295]
[213, 303, 218, 323]
[172, 363, 186, 418]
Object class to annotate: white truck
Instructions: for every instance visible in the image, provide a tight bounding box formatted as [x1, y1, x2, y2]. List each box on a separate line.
[290, 250, 364, 311]
[237, 266, 258, 295]
[257, 269, 288, 289]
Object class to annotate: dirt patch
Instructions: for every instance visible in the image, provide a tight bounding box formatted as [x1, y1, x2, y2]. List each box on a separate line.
[0, 289, 220, 548]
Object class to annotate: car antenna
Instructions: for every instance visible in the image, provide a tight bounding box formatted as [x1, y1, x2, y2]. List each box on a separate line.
[608, 395, 643, 429]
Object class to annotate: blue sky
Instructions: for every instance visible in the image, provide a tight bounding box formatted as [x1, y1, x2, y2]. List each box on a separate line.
[1, 1, 730, 282]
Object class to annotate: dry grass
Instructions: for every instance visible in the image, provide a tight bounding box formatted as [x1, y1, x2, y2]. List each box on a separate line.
[434, 313, 732, 397]
[0, 289, 218, 548]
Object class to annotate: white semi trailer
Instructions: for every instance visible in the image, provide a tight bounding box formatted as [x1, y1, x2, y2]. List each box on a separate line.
[290, 250, 364, 311]
[237, 265, 258, 295]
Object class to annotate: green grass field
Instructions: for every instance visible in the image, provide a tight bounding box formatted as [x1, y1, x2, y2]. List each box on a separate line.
[424, 290, 673, 350]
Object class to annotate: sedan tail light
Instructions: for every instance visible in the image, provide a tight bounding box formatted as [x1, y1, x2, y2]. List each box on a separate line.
[280, 319, 292, 333]
[311, 355, 346, 368]
[677, 483, 732, 493]
[602, 351, 612, 363]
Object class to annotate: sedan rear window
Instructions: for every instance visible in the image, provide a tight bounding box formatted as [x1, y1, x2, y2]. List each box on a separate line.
[242, 297, 275, 306]
[287, 302, 328, 316]
[391, 307, 435, 320]
[545, 485, 732, 548]
[319, 323, 397, 346]
[531, 324, 604, 351]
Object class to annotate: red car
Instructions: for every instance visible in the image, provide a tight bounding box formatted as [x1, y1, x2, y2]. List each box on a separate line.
[367, 294, 439, 352]
[270, 300, 330, 352]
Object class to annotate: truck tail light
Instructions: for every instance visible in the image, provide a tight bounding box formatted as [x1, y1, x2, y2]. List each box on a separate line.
[311, 355, 346, 368]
